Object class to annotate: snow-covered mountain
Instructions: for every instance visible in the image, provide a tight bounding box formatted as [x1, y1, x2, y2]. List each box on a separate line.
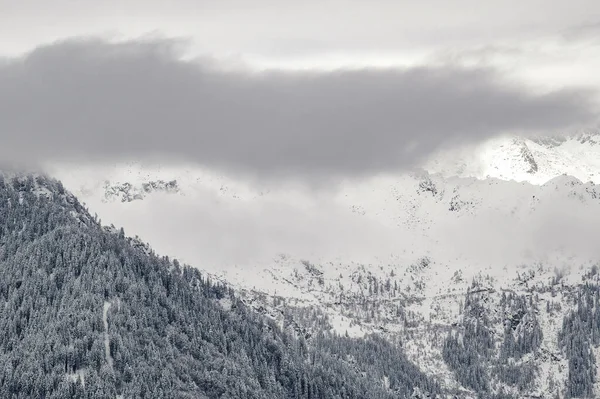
[425, 129, 600, 184]
[47, 131, 600, 398]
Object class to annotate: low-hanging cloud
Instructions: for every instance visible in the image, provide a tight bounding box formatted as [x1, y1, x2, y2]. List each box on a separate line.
[0, 38, 596, 179]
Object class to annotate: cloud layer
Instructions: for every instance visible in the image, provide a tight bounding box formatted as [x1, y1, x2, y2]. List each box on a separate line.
[0, 38, 596, 179]
[2, 0, 599, 56]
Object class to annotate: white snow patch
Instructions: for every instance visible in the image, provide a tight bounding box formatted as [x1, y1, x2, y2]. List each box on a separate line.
[328, 312, 366, 338]
[103, 301, 114, 372]
[218, 297, 232, 311]
[66, 368, 86, 387]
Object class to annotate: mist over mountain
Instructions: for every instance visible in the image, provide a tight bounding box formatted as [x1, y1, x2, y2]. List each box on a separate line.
[27, 130, 600, 398]
[0, 173, 443, 398]
[4, 1, 600, 396]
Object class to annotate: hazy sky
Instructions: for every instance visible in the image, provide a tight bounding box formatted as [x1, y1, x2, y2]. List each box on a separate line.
[1, 1, 600, 73]
[1, 0, 599, 179]
[1, 1, 599, 58]
[5, 1, 599, 272]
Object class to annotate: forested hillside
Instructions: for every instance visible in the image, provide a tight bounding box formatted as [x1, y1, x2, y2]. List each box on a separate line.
[0, 174, 438, 399]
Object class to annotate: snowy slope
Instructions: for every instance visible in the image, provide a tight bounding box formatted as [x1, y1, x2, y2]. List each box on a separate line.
[425, 129, 600, 184]
[45, 131, 600, 397]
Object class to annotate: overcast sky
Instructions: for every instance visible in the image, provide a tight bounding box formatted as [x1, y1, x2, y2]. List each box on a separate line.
[1, 0, 599, 180]
[1, 0, 599, 57]
[3, 1, 600, 272]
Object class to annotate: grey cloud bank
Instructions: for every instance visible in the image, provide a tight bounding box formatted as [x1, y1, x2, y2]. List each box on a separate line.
[0, 38, 596, 179]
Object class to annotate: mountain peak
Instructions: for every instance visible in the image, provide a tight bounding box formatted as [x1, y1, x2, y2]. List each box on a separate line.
[542, 173, 584, 187]
[425, 130, 600, 184]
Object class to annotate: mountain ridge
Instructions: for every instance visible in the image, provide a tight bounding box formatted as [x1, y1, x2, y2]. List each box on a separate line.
[0, 172, 442, 398]
[31, 130, 600, 397]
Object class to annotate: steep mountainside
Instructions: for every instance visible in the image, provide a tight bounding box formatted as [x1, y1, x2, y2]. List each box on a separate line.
[41, 131, 600, 398]
[0, 173, 440, 399]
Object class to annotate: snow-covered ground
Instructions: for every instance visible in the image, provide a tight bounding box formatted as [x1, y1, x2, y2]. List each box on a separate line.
[48, 163, 600, 302]
[46, 130, 600, 396]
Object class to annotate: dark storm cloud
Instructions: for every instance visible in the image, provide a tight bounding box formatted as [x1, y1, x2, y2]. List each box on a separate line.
[0, 38, 596, 178]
